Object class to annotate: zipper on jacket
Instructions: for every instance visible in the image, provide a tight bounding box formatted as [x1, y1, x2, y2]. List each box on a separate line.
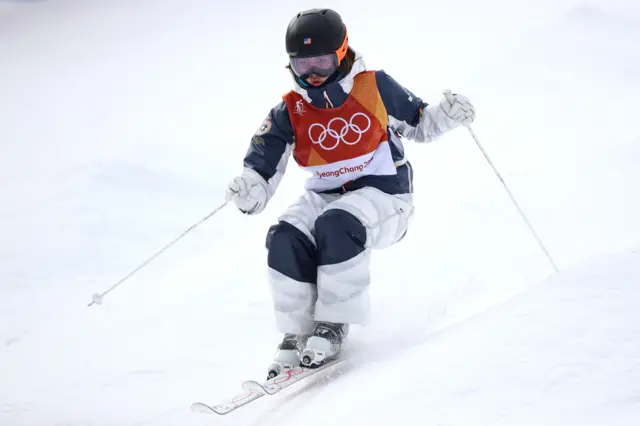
[323, 90, 334, 108]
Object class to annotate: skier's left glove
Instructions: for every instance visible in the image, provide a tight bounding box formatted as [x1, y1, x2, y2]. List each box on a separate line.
[439, 92, 476, 126]
[225, 170, 269, 215]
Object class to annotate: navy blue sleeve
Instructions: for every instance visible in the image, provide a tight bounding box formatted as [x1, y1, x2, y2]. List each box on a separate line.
[243, 101, 294, 182]
[375, 70, 428, 127]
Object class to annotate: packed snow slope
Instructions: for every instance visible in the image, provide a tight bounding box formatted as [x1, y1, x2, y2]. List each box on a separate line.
[1, 0, 640, 425]
[212, 249, 640, 426]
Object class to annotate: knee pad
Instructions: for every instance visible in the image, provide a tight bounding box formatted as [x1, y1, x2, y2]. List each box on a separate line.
[266, 221, 317, 284]
[314, 209, 367, 266]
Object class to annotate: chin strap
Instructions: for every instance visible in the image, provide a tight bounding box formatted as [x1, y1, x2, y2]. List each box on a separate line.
[296, 75, 312, 89]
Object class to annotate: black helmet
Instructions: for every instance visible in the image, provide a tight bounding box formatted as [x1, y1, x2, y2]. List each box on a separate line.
[285, 8, 348, 61]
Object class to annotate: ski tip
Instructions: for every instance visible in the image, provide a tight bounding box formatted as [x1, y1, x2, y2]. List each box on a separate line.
[191, 402, 216, 414]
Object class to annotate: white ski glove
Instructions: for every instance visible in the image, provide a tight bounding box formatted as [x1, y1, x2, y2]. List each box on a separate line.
[439, 92, 476, 126]
[225, 170, 269, 215]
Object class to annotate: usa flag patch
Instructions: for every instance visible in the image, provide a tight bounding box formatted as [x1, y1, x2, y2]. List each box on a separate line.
[303, 37, 312, 44]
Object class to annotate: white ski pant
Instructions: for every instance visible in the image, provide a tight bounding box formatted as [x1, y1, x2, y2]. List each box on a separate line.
[266, 186, 413, 334]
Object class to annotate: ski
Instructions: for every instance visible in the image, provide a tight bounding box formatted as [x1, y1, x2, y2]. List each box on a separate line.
[191, 358, 345, 415]
[243, 357, 345, 395]
[191, 389, 264, 415]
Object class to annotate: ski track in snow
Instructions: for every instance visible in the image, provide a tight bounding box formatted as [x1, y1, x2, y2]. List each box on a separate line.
[1, 0, 639, 425]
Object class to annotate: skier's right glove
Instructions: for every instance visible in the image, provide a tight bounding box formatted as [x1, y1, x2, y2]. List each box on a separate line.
[225, 170, 269, 215]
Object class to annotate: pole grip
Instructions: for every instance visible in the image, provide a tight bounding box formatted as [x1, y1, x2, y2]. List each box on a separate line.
[443, 89, 455, 105]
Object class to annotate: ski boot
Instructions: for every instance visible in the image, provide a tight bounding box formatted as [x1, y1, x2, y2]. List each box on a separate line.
[267, 333, 309, 379]
[300, 321, 349, 368]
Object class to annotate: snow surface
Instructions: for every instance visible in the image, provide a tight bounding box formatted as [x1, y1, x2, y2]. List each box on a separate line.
[1, 0, 639, 425]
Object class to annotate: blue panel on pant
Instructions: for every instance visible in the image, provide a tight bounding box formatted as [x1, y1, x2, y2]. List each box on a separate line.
[315, 209, 366, 266]
[266, 221, 317, 284]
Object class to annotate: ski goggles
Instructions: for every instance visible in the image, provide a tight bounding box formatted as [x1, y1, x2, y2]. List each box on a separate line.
[289, 53, 339, 78]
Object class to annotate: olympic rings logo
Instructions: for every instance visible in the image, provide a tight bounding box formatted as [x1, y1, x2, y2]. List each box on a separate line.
[308, 113, 371, 151]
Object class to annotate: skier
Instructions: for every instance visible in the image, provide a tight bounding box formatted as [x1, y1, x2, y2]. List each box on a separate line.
[225, 8, 476, 378]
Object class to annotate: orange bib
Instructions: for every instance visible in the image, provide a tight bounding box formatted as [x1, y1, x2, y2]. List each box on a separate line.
[283, 71, 390, 169]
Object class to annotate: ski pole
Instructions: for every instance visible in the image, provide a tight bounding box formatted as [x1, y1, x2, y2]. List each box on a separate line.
[444, 90, 559, 273]
[88, 199, 230, 307]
